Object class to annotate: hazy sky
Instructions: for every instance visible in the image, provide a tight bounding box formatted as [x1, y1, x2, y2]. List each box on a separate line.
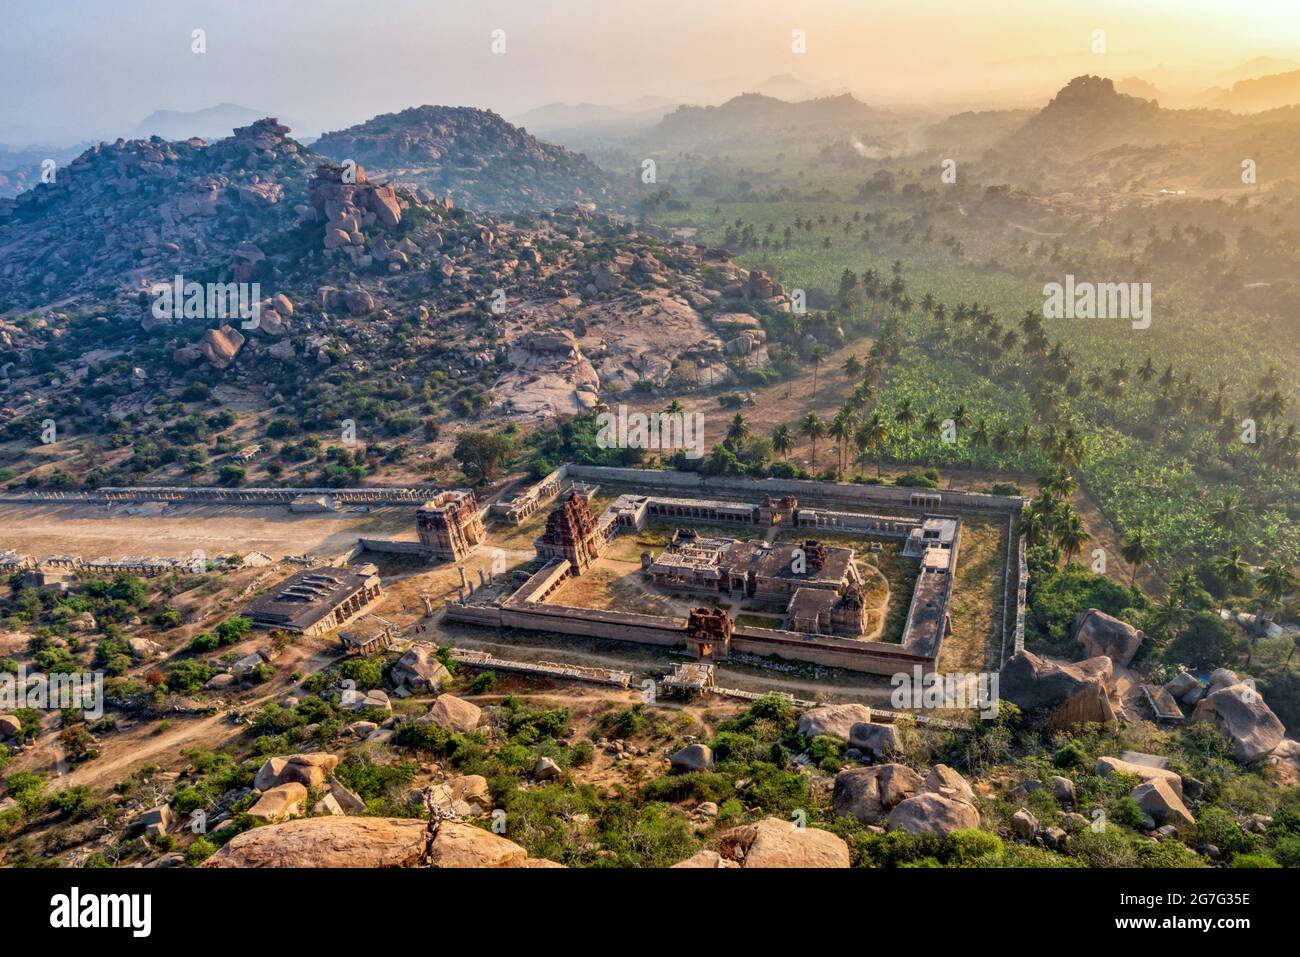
[4, 0, 1300, 144]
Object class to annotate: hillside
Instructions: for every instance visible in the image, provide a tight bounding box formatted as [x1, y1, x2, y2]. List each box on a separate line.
[313, 105, 622, 214]
[0, 117, 786, 489]
[1212, 68, 1300, 113]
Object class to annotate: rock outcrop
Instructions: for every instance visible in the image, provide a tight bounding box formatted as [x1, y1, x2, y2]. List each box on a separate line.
[797, 703, 874, 742]
[999, 651, 1116, 727]
[1191, 678, 1286, 762]
[1072, 608, 1144, 667]
[832, 763, 922, 824]
[886, 793, 981, 837]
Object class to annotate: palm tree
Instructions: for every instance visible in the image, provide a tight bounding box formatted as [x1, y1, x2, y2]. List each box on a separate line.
[771, 424, 794, 460]
[800, 412, 827, 469]
[855, 412, 889, 478]
[663, 399, 684, 416]
[1214, 545, 1251, 590]
[829, 407, 857, 476]
[809, 346, 828, 399]
[1120, 529, 1153, 589]
[950, 404, 971, 435]
[843, 355, 863, 380]
[1258, 561, 1297, 615]
[1211, 494, 1248, 536]
[921, 411, 942, 442]
[725, 413, 749, 449]
[1054, 511, 1089, 565]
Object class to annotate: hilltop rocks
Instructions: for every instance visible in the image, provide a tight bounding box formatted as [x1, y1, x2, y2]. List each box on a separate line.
[717, 817, 850, 868]
[797, 703, 874, 742]
[423, 694, 483, 733]
[1072, 609, 1144, 667]
[306, 163, 403, 259]
[887, 792, 981, 838]
[999, 650, 1116, 727]
[832, 763, 922, 824]
[1191, 679, 1286, 762]
[312, 104, 616, 215]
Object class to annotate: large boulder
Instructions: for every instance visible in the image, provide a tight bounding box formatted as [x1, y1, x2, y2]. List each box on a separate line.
[718, 817, 850, 868]
[424, 694, 482, 733]
[832, 763, 922, 824]
[922, 764, 975, 804]
[247, 783, 307, 823]
[1072, 608, 1144, 667]
[886, 793, 981, 838]
[999, 651, 1116, 727]
[1191, 680, 1286, 762]
[1131, 779, 1194, 828]
[797, 703, 873, 742]
[671, 743, 715, 772]
[426, 821, 528, 868]
[391, 646, 451, 692]
[0, 715, 22, 739]
[277, 753, 341, 788]
[206, 817, 427, 867]
[848, 722, 901, 757]
[1095, 756, 1183, 796]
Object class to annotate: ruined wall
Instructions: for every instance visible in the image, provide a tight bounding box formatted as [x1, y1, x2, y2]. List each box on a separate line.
[564, 465, 1025, 515]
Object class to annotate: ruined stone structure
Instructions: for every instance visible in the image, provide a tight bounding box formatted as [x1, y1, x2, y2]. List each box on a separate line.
[534, 493, 608, 573]
[245, 564, 383, 636]
[416, 490, 485, 562]
[684, 607, 733, 661]
[758, 494, 799, 526]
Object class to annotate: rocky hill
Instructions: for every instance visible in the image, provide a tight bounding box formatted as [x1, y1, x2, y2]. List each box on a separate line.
[0, 117, 785, 488]
[313, 105, 622, 214]
[647, 92, 892, 148]
[998, 75, 1232, 158]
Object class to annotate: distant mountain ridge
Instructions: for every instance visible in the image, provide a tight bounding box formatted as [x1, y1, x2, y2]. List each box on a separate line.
[134, 103, 269, 141]
[648, 92, 888, 146]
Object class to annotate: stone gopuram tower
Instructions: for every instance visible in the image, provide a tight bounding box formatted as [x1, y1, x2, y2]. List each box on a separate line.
[535, 493, 605, 574]
[685, 607, 733, 661]
[416, 490, 486, 562]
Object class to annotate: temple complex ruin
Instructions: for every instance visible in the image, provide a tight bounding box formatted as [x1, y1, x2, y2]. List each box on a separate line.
[245, 563, 383, 636]
[415, 489, 486, 562]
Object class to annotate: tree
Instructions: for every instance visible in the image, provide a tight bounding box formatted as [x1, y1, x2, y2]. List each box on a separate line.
[771, 424, 794, 460]
[453, 430, 514, 485]
[855, 412, 889, 478]
[828, 407, 857, 476]
[799, 412, 827, 470]
[1054, 511, 1089, 565]
[725, 413, 749, 449]
[1213, 546, 1251, 590]
[1120, 529, 1153, 589]
[1211, 494, 1248, 536]
[809, 346, 828, 399]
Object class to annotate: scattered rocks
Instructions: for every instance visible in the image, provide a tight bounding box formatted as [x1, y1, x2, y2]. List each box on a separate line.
[1011, 808, 1039, 840]
[391, 646, 450, 693]
[832, 763, 922, 824]
[532, 756, 561, 781]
